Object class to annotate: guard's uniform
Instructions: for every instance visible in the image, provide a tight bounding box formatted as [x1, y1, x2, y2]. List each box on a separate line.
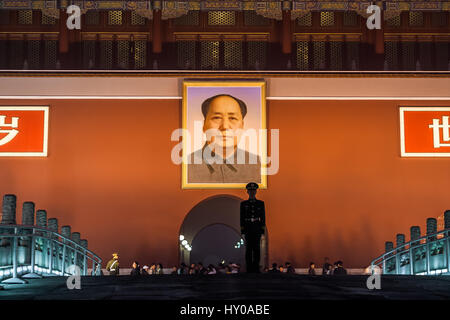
[106, 257, 119, 276]
[240, 182, 266, 273]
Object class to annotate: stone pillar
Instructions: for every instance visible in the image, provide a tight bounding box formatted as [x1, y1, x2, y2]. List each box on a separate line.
[47, 218, 58, 273]
[71, 232, 80, 245]
[35, 210, 47, 268]
[383, 241, 394, 273]
[80, 239, 88, 275]
[396, 234, 405, 250]
[61, 225, 71, 273]
[22, 202, 35, 226]
[0, 195, 16, 265]
[71, 232, 81, 268]
[1, 194, 17, 225]
[152, 2, 162, 53]
[47, 218, 58, 233]
[61, 226, 71, 239]
[36, 210, 47, 228]
[410, 226, 421, 246]
[20, 202, 35, 263]
[427, 218, 437, 241]
[445, 210, 450, 273]
[444, 210, 450, 230]
[395, 234, 405, 273]
[385, 241, 394, 252]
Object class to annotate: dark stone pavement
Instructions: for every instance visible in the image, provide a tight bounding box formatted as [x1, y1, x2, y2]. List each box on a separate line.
[1, 274, 450, 300]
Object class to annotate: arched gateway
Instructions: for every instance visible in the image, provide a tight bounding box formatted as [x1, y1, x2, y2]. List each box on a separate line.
[178, 195, 268, 271]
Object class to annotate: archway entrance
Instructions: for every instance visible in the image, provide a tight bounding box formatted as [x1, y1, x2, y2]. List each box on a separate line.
[179, 195, 268, 271]
[190, 223, 244, 267]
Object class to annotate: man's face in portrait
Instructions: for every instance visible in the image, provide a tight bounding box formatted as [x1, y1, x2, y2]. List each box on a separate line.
[203, 95, 244, 150]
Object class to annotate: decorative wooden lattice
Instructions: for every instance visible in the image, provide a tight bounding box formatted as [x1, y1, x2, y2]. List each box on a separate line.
[177, 41, 196, 69]
[117, 40, 130, 69]
[85, 10, 100, 25]
[131, 11, 146, 25]
[313, 41, 326, 70]
[134, 40, 146, 69]
[401, 42, 416, 70]
[83, 40, 96, 69]
[297, 12, 312, 26]
[18, 10, 32, 25]
[207, 11, 235, 26]
[346, 42, 359, 70]
[385, 41, 399, 70]
[409, 12, 423, 27]
[244, 11, 269, 26]
[201, 41, 220, 69]
[329, 42, 342, 70]
[44, 40, 57, 69]
[296, 41, 309, 70]
[174, 10, 199, 26]
[27, 40, 40, 69]
[386, 15, 401, 27]
[100, 40, 113, 69]
[343, 11, 357, 27]
[320, 12, 334, 26]
[41, 14, 56, 25]
[247, 41, 266, 70]
[0, 10, 10, 25]
[224, 41, 242, 70]
[108, 10, 122, 25]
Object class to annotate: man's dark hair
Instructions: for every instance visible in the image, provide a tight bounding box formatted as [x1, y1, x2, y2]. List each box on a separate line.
[201, 94, 247, 119]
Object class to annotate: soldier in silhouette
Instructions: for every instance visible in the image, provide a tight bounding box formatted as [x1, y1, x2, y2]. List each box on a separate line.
[240, 182, 266, 273]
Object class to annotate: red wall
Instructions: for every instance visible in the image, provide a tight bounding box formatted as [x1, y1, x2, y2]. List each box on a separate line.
[1, 98, 450, 268]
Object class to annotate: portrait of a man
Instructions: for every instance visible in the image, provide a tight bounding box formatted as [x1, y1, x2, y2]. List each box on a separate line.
[182, 81, 267, 189]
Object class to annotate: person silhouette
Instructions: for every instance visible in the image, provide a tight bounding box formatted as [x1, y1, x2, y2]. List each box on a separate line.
[240, 182, 266, 273]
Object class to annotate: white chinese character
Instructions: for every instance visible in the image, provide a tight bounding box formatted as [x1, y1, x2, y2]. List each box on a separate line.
[429, 116, 450, 148]
[0, 115, 19, 146]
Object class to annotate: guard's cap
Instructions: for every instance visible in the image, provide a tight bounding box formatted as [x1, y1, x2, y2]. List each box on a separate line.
[246, 182, 259, 190]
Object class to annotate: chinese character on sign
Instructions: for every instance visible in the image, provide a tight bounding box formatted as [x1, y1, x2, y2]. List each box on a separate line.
[0, 115, 19, 146]
[429, 116, 450, 148]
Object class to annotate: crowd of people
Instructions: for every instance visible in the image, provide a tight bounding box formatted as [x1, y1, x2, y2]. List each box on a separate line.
[106, 253, 347, 276]
[307, 258, 348, 275]
[129, 261, 242, 276]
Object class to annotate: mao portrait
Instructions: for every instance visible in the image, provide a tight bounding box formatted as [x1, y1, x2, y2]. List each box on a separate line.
[182, 81, 267, 189]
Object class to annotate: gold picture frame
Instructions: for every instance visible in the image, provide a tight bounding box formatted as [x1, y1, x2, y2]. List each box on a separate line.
[182, 80, 267, 189]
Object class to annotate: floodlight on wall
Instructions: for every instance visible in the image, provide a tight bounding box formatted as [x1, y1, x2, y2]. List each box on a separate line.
[182, 240, 188, 246]
[179, 235, 185, 241]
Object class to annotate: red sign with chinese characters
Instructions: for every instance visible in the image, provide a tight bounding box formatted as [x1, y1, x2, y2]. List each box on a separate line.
[400, 107, 450, 157]
[0, 107, 49, 156]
